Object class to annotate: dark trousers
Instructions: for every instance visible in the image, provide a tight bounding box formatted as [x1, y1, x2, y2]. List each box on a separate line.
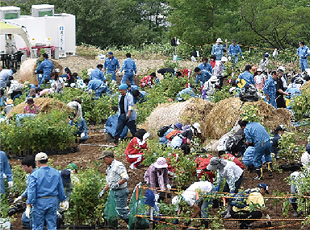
[231, 210, 262, 226]
[114, 114, 136, 139]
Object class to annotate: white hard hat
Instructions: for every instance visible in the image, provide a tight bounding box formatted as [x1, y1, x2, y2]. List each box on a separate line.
[192, 122, 201, 134]
[216, 38, 223, 43]
[221, 56, 228, 62]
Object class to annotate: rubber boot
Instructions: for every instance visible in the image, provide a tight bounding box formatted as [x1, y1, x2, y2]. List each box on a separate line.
[292, 203, 299, 217]
[201, 220, 208, 229]
[253, 168, 263, 180]
[267, 162, 273, 177]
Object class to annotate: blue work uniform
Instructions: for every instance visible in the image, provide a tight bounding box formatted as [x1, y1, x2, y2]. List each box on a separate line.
[242, 147, 266, 167]
[211, 44, 224, 60]
[120, 58, 137, 85]
[114, 92, 137, 139]
[90, 68, 106, 82]
[104, 56, 120, 81]
[228, 44, 243, 65]
[105, 114, 128, 139]
[159, 127, 173, 145]
[297, 45, 309, 72]
[88, 79, 110, 98]
[237, 71, 255, 86]
[195, 70, 211, 86]
[176, 87, 196, 101]
[129, 85, 139, 95]
[133, 91, 147, 104]
[69, 117, 89, 141]
[21, 168, 37, 229]
[27, 166, 66, 230]
[244, 122, 272, 168]
[198, 63, 213, 75]
[263, 76, 277, 108]
[0, 151, 13, 197]
[36, 59, 54, 86]
[0, 69, 13, 88]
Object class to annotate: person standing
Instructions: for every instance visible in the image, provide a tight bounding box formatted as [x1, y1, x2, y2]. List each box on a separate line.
[254, 68, 266, 91]
[211, 38, 224, 61]
[120, 53, 137, 85]
[0, 151, 13, 197]
[263, 71, 277, 108]
[113, 84, 137, 145]
[98, 151, 130, 224]
[35, 53, 54, 86]
[198, 57, 213, 74]
[297, 41, 309, 72]
[90, 64, 106, 82]
[228, 40, 244, 66]
[5, 34, 17, 55]
[26, 152, 68, 229]
[259, 53, 270, 74]
[238, 120, 273, 180]
[276, 68, 290, 108]
[104, 52, 120, 82]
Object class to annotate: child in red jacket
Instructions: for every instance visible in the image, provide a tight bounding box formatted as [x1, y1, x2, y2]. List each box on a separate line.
[125, 129, 150, 169]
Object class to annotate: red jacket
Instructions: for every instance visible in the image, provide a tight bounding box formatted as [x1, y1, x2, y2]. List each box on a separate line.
[222, 153, 245, 169]
[195, 154, 215, 182]
[125, 137, 148, 156]
[166, 153, 179, 173]
[140, 75, 153, 88]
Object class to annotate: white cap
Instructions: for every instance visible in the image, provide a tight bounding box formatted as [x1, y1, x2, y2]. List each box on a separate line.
[192, 122, 201, 133]
[210, 76, 218, 82]
[221, 56, 228, 62]
[216, 38, 223, 43]
[55, 68, 60, 73]
[35, 152, 48, 161]
[257, 68, 263, 72]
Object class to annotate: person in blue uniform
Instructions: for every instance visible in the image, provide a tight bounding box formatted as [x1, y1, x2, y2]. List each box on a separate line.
[35, 53, 54, 86]
[0, 151, 13, 197]
[228, 40, 244, 66]
[194, 67, 211, 86]
[90, 64, 106, 82]
[237, 65, 255, 87]
[104, 52, 120, 81]
[132, 89, 147, 104]
[120, 53, 137, 85]
[69, 116, 89, 143]
[211, 38, 224, 61]
[26, 152, 68, 230]
[297, 41, 309, 72]
[84, 78, 110, 99]
[263, 71, 277, 108]
[198, 57, 213, 74]
[238, 120, 272, 180]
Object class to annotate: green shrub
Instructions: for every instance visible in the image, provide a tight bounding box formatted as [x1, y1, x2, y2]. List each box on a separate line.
[0, 110, 76, 155]
[240, 104, 262, 123]
[292, 90, 310, 121]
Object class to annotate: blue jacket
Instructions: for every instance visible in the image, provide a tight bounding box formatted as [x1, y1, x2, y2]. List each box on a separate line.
[118, 92, 137, 121]
[228, 44, 243, 56]
[244, 122, 270, 145]
[69, 118, 88, 136]
[88, 79, 105, 90]
[27, 166, 66, 205]
[121, 58, 137, 74]
[21, 168, 37, 198]
[176, 87, 195, 101]
[195, 70, 211, 85]
[0, 69, 13, 82]
[211, 44, 224, 60]
[133, 91, 147, 104]
[36, 59, 54, 78]
[104, 57, 120, 72]
[90, 68, 106, 82]
[263, 76, 277, 98]
[198, 63, 213, 74]
[0, 151, 13, 195]
[297, 45, 310, 58]
[238, 71, 255, 86]
[242, 146, 265, 164]
[105, 114, 128, 138]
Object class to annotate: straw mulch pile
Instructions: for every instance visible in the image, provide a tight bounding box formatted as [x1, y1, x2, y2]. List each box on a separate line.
[203, 97, 291, 139]
[18, 59, 63, 85]
[8, 98, 71, 118]
[301, 81, 310, 91]
[144, 98, 214, 138]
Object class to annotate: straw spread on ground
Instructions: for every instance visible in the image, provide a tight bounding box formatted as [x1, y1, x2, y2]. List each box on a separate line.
[18, 58, 63, 85]
[144, 98, 214, 138]
[203, 97, 291, 139]
[301, 81, 310, 91]
[8, 98, 71, 118]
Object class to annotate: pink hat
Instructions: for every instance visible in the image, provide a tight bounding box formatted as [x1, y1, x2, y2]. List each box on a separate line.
[154, 157, 168, 169]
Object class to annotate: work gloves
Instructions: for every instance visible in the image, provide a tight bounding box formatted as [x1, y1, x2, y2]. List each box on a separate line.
[13, 196, 22, 203]
[8, 181, 13, 188]
[80, 133, 85, 139]
[59, 200, 69, 211]
[242, 56, 245, 60]
[98, 189, 105, 199]
[110, 183, 119, 190]
[25, 206, 31, 218]
[166, 184, 172, 191]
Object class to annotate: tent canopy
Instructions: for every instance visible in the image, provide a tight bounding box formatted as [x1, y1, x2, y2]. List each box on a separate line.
[0, 21, 34, 57]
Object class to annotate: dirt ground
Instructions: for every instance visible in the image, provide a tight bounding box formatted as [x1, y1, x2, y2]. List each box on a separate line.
[8, 128, 305, 230]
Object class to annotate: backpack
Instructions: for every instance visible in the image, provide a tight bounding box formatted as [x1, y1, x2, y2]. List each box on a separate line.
[166, 130, 181, 141]
[225, 134, 244, 151]
[239, 84, 260, 102]
[157, 125, 171, 137]
[231, 188, 258, 208]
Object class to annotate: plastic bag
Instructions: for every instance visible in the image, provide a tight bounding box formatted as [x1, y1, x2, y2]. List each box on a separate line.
[104, 190, 118, 227]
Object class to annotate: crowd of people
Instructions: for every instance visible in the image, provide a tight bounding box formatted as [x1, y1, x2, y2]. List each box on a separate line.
[0, 39, 310, 230]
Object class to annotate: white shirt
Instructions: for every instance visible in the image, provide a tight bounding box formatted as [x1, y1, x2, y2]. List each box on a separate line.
[217, 160, 243, 192]
[301, 151, 310, 168]
[182, 181, 213, 207]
